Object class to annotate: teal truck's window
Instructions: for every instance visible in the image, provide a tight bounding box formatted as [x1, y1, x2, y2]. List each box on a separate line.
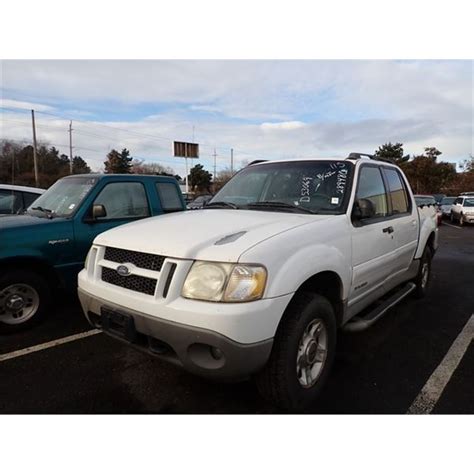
[28, 176, 98, 217]
[94, 182, 150, 219]
[356, 167, 388, 218]
[156, 182, 182, 211]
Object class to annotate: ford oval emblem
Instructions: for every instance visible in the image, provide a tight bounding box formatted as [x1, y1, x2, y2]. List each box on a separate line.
[116, 264, 131, 277]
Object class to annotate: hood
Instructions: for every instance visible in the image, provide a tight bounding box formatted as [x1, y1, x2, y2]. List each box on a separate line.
[0, 213, 67, 230]
[94, 209, 332, 262]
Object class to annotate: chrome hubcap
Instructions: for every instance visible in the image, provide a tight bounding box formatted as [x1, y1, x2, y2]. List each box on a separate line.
[421, 262, 429, 288]
[296, 318, 328, 388]
[0, 284, 40, 325]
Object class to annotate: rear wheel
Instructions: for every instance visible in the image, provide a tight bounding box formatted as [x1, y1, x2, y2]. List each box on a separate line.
[255, 293, 337, 411]
[413, 247, 432, 299]
[0, 270, 51, 333]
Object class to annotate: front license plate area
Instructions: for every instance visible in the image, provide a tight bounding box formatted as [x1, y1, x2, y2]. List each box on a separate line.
[101, 307, 137, 342]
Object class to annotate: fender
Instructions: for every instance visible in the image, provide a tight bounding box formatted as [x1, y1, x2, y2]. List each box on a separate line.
[239, 215, 352, 300]
[415, 215, 438, 259]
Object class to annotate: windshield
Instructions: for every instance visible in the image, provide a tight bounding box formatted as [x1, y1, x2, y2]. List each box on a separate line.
[463, 198, 474, 207]
[441, 197, 455, 205]
[210, 161, 354, 214]
[415, 196, 436, 206]
[27, 176, 98, 218]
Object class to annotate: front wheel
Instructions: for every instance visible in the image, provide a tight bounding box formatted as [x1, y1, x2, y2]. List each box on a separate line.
[255, 293, 337, 411]
[0, 270, 51, 333]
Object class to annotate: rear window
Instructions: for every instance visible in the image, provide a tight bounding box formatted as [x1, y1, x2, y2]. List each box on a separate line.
[384, 168, 409, 214]
[156, 182, 183, 212]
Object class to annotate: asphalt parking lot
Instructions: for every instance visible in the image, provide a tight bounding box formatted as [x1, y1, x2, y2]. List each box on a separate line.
[1, 222, 473, 414]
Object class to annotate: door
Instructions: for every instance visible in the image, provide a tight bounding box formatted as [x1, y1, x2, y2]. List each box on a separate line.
[382, 167, 419, 278]
[74, 181, 151, 263]
[350, 165, 396, 307]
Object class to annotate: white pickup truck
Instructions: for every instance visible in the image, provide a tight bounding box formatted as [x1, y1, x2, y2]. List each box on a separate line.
[78, 153, 438, 410]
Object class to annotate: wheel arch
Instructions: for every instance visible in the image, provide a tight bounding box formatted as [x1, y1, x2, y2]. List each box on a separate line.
[288, 270, 345, 327]
[0, 257, 61, 289]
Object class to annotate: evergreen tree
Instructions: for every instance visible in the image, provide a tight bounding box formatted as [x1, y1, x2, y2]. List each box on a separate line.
[188, 163, 212, 192]
[374, 142, 410, 164]
[73, 156, 91, 174]
[104, 148, 133, 174]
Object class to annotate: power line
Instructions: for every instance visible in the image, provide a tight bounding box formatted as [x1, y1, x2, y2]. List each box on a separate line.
[1, 104, 257, 158]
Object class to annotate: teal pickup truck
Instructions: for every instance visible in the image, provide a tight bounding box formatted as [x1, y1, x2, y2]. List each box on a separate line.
[0, 173, 185, 332]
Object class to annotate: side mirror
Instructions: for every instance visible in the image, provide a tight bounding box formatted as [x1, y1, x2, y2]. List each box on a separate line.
[353, 198, 376, 220]
[92, 204, 107, 219]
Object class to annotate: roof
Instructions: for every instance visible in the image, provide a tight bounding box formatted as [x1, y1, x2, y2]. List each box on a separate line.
[0, 184, 45, 193]
[248, 156, 397, 167]
[63, 173, 178, 181]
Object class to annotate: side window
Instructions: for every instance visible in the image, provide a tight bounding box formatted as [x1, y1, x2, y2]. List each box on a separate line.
[384, 168, 409, 214]
[93, 182, 150, 220]
[355, 166, 388, 218]
[0, 190, 22, 214]
[156, 182, 183, 212]
[23, 192, 41, 208]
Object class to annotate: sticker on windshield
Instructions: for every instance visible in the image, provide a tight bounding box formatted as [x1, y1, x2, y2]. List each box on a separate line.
[68, 203, 76, 210]
[331, 197, 339, 205]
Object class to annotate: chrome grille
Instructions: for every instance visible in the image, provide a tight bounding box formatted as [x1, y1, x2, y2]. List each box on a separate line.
[104, 246, 165, 271]
[102, 267, 157, 296]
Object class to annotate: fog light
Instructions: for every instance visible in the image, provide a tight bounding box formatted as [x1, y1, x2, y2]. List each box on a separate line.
[210, 346, 223, 360]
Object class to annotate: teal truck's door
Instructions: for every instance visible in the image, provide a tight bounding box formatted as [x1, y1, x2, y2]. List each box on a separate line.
[73, 180, 152, 267]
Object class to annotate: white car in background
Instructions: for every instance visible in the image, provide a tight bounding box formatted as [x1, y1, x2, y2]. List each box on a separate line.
[450, 196, 474, 226]
[0, 184, 45, 215]
[440, 197, 456, 218]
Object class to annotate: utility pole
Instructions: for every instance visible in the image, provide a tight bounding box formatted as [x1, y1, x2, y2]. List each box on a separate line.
[31, 110, 39, 187]
[230, 148, 234, 174]
[185, 144, 189, 193]
[213, 148, 217, 181]
[69, 120, 74, 174]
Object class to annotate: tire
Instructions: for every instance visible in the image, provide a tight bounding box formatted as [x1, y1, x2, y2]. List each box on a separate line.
[255, 292, 337, 411]
[450, 212, 455, 223]
[413, 247, 432, 299]
[459, 213, 464, 227]
[0, 269, 51, 333]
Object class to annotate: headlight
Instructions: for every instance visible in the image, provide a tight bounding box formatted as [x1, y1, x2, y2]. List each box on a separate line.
[182, 261, 267, 302]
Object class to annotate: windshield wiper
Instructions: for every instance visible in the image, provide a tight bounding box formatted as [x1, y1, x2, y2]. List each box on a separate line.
[31, 206, 55, 218]
[205, 201, 239, 209]
[245, 201, 316, 214]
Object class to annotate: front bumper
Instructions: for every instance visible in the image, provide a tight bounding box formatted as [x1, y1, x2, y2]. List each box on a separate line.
[78, 288, 274, 379]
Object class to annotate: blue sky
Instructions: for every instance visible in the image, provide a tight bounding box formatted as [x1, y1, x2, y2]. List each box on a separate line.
[1, 60, 472, 175]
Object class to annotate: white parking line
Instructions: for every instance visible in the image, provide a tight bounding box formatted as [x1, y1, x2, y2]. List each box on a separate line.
[407, 314, 474, 414]
[443, 222, 462, 229]
[0, 329, 102, 363]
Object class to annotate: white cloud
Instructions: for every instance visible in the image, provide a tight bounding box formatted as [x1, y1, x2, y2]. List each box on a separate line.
[261, 121, 306, 130]
[0, 98, 55, 112]
[1, 60, 472, 174]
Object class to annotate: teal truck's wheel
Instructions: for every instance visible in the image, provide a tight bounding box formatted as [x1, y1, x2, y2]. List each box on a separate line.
[0, 270, 50, 333]
[255, 292, 337, 411]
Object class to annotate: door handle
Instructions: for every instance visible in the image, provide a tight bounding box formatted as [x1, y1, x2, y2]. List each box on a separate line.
[382, 226, 394, 234]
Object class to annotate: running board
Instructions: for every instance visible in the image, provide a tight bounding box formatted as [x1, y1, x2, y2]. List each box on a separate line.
[343, 282, 416, 332]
